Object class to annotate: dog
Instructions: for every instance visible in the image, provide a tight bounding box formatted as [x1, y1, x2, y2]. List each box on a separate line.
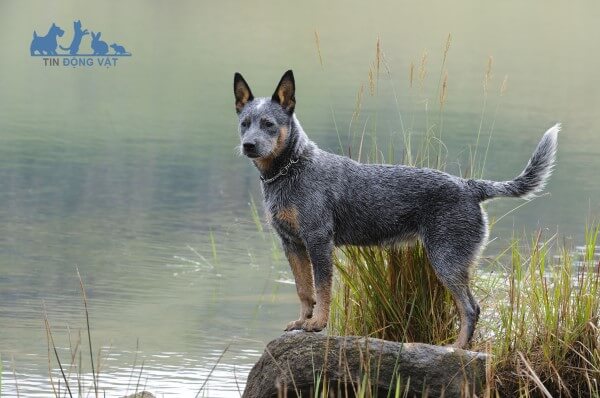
[30, 23, 65, 56]
[60, 20, 89, 55]
[233, 70, 558, 348]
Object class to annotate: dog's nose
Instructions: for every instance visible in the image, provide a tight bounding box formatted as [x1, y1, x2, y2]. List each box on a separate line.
[243, 142, 256, 152]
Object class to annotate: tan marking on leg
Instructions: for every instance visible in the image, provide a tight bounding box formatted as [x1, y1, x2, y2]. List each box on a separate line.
[275, 206, 299, 232]
[302, 277, 331, 332]
[284, 250, 316, 331]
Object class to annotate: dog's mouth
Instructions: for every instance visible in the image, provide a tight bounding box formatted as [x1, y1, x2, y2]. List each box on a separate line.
[242, 147, 262, 159]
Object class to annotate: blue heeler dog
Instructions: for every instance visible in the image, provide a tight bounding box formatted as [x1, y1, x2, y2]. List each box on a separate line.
[234, 70, 559, 348]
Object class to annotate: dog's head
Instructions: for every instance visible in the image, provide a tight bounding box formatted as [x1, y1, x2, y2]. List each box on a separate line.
[233, 70, 296, 160]
[51, 23, 65, 37]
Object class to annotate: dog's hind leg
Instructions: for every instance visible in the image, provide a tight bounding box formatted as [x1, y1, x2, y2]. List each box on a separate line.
[282, 241, 316, 331]
[423, 238, 481, 349]
[468, 289, 481, 327]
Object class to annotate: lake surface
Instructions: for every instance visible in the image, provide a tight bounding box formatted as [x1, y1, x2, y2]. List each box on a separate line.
[1, 1, 599, 396]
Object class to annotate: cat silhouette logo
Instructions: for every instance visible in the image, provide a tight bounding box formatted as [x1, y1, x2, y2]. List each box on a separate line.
[31, 20, 131, 68]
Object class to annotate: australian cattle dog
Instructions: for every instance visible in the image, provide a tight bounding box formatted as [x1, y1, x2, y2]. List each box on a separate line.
[233, 70, 558, 348]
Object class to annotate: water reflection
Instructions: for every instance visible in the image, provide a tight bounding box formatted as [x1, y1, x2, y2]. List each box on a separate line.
[1, 0, 599, 396]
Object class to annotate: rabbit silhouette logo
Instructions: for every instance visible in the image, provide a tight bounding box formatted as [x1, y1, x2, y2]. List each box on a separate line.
[31, 20, 131, 68]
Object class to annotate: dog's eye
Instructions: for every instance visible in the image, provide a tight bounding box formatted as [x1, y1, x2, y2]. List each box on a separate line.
[241, 118, 251, 128]
[261, 119, 274, 128]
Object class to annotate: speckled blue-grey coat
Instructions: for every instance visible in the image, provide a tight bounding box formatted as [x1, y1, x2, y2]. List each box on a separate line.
[234, 70, 559, 348]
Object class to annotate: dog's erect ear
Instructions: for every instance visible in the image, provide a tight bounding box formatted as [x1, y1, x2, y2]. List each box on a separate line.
[234, 73, 254, 113]
[272, 70, 295, 114]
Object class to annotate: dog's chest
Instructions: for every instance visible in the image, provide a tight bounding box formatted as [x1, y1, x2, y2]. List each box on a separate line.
[263, 187, 301, 241]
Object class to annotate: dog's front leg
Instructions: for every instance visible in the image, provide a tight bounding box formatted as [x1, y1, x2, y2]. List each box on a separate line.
[302, 237, 334, 332]
[282, 241, 316, 331]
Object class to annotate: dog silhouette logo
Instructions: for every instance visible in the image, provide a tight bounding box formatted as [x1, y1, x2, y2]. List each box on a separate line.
[30, 23, 65, 55]
[31, 20, 131, 68]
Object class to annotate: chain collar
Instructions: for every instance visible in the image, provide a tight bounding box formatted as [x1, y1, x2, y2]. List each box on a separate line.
[260, 157, 299, 184]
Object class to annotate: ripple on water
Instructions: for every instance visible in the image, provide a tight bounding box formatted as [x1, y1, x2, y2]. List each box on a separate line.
[2, 346, 260, 397]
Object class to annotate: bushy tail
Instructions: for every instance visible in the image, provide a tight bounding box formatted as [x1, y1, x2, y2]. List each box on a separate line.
[472, 124, 559, 201]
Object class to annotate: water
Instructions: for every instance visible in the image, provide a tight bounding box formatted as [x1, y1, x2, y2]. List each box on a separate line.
[1, 1, 599, 396]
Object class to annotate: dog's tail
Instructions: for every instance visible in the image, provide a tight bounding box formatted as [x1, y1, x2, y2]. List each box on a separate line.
[471, 123, 559, 202]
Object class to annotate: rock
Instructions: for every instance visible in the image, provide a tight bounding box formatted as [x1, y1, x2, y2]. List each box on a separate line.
[243, 332, 487, 398]
[121, 392, 156, 398]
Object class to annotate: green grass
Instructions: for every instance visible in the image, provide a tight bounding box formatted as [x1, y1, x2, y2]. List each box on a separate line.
[490, 228, 600, 396]
[329, 227, 600, 397]
[315, 36, 600, 397]
[331, 244, 456, 345]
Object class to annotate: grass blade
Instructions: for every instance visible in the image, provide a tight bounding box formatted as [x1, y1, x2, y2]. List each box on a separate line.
[76, 267, 98, 398]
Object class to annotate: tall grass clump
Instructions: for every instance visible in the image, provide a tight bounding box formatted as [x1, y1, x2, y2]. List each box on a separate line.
[330, 227, 600, 397]
[489, 227, 600, 396]
[331, 245, 457, 345]
[318, 36, 600, 396]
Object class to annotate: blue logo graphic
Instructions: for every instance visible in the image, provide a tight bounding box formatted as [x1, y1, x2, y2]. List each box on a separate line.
[30, 22, 65, 55]
[60, 20, 88, 55]
[31, 20, 131, 68]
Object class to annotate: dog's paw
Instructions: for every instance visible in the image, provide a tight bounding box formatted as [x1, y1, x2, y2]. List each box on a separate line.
[284, 319, 304, 331]
[301, 317, 327, 332]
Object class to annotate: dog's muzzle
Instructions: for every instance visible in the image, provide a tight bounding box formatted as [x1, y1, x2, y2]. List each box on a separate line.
[243, 142, 260, 158]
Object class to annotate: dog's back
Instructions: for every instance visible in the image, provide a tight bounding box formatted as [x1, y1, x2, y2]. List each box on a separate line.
[291, 123, 557, 248]
[286, 149, 465, 246]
